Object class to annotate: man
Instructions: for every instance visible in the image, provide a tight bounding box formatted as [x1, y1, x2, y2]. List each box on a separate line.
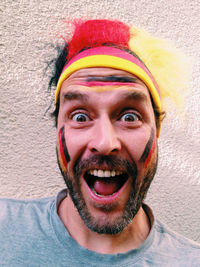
[0, 19, 199, 266]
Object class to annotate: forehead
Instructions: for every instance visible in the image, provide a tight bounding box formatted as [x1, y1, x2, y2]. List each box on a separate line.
[60, 67, 151, 96]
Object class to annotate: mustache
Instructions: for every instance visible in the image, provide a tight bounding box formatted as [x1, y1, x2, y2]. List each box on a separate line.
[73, 154, 138, 180]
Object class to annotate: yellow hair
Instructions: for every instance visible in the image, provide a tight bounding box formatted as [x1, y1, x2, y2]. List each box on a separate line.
[129, 26, 191, 110]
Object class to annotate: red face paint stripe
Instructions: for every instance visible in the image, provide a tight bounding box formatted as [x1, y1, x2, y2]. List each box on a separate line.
[144, 134, 156, 168]
[58, 128, 68, 169]
[58, 149, 67, 173]
[57, 136, 67, 173]
[77, 81, 137, 87]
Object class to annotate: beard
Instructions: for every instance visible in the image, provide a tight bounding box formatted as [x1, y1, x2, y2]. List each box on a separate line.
[57, 152, 158, 235]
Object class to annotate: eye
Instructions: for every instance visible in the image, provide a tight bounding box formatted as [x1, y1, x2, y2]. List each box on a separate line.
[120, 112, 140, 122]
[72, 113, 90, 122]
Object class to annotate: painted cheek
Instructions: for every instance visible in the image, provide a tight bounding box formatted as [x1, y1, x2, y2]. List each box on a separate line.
[57, 126, 71, 172]
[139, 128, 156, 168]
[143, 135, 156, 168]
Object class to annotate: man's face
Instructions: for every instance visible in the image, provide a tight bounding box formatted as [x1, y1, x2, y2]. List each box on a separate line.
[57, 67, 158, 234]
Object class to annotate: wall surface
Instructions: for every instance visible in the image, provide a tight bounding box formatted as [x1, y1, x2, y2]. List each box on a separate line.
[0, 0, 199, 243]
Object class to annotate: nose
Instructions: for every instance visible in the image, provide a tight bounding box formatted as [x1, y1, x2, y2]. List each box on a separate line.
[88, 115, 121, 155]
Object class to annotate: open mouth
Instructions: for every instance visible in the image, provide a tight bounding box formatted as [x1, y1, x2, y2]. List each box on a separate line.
[84, 169, 129, 197]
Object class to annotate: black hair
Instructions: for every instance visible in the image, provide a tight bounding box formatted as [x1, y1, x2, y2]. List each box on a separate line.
[48, 43, 68, 127]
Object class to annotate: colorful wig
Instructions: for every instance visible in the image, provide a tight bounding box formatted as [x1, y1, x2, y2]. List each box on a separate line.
[55, 19, 190, 136]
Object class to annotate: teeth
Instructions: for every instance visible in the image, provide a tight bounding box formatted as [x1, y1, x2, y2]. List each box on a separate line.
[98, 170, 104, 177]
[94, 170, 98, 176]
[111, 170, 116, 177]
[104, 170, 110, 177]
[88, 170, 122, 178]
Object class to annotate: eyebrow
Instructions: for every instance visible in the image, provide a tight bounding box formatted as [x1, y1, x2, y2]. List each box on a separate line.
[63, 90, 147, 104]
[122, 91, 148, 102]
[86, 76, 137, 83]
[63, 91, 89, 101]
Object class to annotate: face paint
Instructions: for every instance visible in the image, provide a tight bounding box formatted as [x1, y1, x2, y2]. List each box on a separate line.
[72, 81, 138, 94]
[139, 128, 156, 168]
[77, 81, 137, 87]
[57, 126, 70, 172]
[79, 75, 137, 87]
[87, 75, 137, 83]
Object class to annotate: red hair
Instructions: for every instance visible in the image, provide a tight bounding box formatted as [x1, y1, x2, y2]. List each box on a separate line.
[67, 19, 130, 60]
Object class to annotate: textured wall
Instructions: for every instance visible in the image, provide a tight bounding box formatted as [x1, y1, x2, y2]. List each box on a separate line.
[0, 0, 199, 243]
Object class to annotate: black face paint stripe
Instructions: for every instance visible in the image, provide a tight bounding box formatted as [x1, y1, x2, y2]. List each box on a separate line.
[86, 76, 137, 83]
[61, 126, 71, 162]
[56, 147, 66, 177]
[139, 128, 154, 163]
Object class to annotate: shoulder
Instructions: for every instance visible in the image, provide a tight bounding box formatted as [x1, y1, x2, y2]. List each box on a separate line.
[0, 196, 55, 225]
[0, 195, 67, 265]
[0, 196, 57, 255]
[155, 219, 200, 249]
[0, 195, 55, 208]
[152, 219, 200, 264]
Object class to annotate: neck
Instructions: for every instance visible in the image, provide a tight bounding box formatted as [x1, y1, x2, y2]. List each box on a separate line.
[58, 196, 151, 254]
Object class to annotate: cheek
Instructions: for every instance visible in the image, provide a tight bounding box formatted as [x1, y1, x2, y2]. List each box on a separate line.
[57, 126, 71, 172]
[139, 128, 156, 168]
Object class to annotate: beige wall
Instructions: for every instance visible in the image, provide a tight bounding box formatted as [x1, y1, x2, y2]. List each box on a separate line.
[0, 0, 199, 242]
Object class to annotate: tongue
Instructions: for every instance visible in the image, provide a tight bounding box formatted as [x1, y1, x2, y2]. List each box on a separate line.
[93, 179, 119, 196]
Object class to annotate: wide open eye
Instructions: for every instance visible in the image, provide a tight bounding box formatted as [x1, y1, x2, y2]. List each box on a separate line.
[120, 112, 140, 122]
[72, 113, 90, 122]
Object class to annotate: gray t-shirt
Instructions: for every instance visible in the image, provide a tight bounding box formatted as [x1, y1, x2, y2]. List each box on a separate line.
[0, 189, 199, 266]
